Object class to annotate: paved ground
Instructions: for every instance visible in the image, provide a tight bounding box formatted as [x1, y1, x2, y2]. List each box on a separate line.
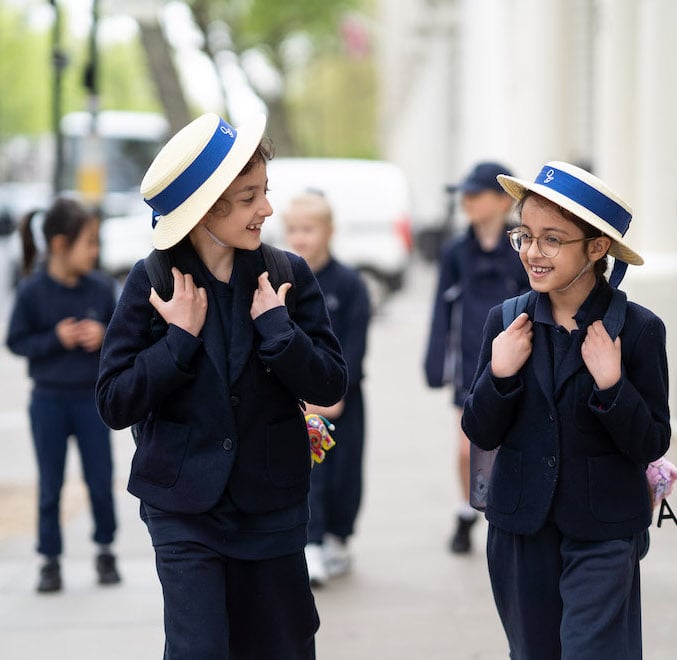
[1, 258, 675, 659]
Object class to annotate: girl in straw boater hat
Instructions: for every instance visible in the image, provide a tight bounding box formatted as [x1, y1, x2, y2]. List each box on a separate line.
[96, 113, 347, 659]
[461, 161, 670, 658]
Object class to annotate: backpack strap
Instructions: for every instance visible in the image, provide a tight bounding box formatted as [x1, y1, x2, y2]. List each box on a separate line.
[602, 288, 627, 340]
[144, 249, 174, 302]
[261, 243, 296, 315]
[502, 290, 533, 330]
[500, 288, 626, 338]
[143, 243, 297, 314]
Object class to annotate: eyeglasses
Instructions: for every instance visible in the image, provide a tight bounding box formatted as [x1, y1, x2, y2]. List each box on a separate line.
[507, 228, 595, 258]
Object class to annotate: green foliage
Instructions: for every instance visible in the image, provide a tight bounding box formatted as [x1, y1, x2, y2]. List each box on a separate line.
[288, 54, 377, 158]
[0, 5, 161, 140]
[98, 39, 161, 113]
[0, 8, 52, 137]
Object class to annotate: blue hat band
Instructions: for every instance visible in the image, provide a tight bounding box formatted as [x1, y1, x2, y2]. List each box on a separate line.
[535, 165, 631, 236]
[144, 117, 237, 219]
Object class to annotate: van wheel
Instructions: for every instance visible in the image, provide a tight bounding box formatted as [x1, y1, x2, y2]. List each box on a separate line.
[358, 269, 389, 313]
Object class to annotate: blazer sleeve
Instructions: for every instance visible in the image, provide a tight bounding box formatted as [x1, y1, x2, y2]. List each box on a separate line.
[96, 260, 203, 430]
[588, 307, 670, 463]
[253, 254, 347, 407]
[423, 237, 462, 387]
[461, 305, 525, 450]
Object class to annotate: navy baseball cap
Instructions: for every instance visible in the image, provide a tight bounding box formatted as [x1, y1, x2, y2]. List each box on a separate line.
[453, 161, 513, 194]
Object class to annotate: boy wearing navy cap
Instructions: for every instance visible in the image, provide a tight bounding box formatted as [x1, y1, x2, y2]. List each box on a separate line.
[424, 161, 529, 554]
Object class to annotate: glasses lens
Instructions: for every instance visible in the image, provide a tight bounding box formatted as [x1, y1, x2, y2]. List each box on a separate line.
[537, 235, 561, 258]
[509, 230, 523, 252]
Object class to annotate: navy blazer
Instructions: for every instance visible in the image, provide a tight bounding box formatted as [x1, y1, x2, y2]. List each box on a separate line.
[96, 242, 347, 516]
[462, 285, 670, 540]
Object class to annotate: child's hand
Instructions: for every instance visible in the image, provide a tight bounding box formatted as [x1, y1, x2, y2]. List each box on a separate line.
[76, 319, 105, 352]
[250, 272, 292, 320]
[55, 317, 80, 350]
[581, 320, 621, 390]
[305, 400, 345, 420]
[149, 267, 208, 337]
[491, 313, 533, 378]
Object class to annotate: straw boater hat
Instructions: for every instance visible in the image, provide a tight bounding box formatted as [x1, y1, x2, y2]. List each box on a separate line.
[141, 112, 267, 250]
[497, 161, 643, 286]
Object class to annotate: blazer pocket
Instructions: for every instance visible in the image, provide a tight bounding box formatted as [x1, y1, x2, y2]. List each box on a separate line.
[266, 415, 310, 488]
[487, 445, 522, 514]
[134, 418, 191, 488]
[588, 454, 647, 523]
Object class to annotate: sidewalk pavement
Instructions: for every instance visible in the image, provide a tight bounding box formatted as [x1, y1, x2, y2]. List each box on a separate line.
[1, 260, 676, 659]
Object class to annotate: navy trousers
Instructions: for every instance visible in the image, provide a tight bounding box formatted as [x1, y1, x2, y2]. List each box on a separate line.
[307, 388, 364, 543]
[29, 388, 116, 557]
[487, 523, 643, 660]
[154, 543, 319, 659]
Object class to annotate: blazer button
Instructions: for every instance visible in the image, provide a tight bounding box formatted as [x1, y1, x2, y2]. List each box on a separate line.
[547, 456, 556, 468]
[230, 395, 240, 406]
[223, 438, 233, 451]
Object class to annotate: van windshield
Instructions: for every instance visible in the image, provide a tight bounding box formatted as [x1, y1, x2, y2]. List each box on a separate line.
[62, 135, 163, 193]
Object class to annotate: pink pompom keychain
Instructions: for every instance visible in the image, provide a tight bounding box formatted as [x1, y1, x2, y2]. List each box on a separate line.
[306, 414, 336, 465]
[646, 456, 677, 507]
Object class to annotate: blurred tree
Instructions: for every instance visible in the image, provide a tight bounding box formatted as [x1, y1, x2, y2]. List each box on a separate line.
[187, 0, 368, 155]
[0, 8, 52, 137]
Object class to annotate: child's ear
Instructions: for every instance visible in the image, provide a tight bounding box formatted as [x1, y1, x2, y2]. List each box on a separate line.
[50, 234, 68, 254]
[588, 235, 611, 261]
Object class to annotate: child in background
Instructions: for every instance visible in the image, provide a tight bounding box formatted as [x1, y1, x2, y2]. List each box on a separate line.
[462, 161, 670, 657]
[96, 114, 346, 658]
[6, 197, 120, 593]
[424, 162, 529, 553]
[283, 191, 370, 587]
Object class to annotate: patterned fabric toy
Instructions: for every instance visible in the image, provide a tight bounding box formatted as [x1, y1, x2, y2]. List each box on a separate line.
[306, 414, 336, 465]
[646, 456, 677, 507]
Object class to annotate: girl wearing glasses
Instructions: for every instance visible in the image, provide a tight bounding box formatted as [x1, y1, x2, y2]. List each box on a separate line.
[462, 161, 670, 658]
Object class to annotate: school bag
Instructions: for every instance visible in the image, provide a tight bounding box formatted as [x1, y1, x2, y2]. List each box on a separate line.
[143, 242, 296, 314]
[468, 288, 627, 511]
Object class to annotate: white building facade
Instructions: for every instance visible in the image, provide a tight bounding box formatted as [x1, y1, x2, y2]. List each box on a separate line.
[378, 0, 677, 412]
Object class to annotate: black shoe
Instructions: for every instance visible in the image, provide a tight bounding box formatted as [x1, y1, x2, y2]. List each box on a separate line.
[96, 553, 121, 585]
[37, 559, 62, 593]
[449, 516, 477, 554]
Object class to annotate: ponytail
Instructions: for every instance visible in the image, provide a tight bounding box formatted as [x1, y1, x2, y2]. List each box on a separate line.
[18, 210, 42, 276]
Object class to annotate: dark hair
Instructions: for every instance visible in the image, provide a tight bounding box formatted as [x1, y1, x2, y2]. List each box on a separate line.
[239, 138, 274, 177]
[205, 139, 274, 217]
[19, 197, 96, 275]
[517, 191, 608, 278]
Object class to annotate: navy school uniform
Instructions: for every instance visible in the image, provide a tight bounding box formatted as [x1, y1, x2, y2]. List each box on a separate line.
[462, 280, 670, 658]
[424, 224, 529, 406]
[96, 239, 347, 659]
[307, 257, 370, 544]
[6, 269, 118, 557]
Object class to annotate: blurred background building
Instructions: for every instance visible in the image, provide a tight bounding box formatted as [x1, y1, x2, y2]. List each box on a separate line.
[1, 0, 676, 410]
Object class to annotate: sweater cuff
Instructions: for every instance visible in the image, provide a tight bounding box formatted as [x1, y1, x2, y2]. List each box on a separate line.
[253, 306, 294, 353]
[166, 324, 201, 371]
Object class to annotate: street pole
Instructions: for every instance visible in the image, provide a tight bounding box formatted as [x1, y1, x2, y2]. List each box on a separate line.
[78, 0, 105, 211]
[49, 0, 68, 196]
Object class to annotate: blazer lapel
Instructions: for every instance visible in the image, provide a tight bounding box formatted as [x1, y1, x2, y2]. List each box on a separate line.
[172, 241, 229, 387]
[531, 322, 556, 408]
[228, 249, 261, 386]
[553, 286, 612, 398]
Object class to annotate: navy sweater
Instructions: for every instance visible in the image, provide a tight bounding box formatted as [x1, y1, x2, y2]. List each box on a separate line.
[6, 269, 117, 391]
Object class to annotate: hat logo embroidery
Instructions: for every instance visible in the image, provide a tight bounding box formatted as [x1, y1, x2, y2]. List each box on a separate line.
[544, 169, 555, 184]
[220, 125, 234, 138]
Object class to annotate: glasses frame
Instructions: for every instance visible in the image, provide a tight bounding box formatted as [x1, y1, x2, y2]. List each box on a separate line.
[507, 228, 596, 258]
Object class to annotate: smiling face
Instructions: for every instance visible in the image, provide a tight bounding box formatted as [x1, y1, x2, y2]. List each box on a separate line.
[196, 158, 273, 251]
[517, 195, 607, 296]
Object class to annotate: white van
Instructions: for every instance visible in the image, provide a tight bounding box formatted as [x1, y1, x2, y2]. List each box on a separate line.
[264, 157, 413, 302]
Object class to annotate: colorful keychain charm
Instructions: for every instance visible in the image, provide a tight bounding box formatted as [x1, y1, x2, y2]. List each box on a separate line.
[305, 414, 336, 465]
